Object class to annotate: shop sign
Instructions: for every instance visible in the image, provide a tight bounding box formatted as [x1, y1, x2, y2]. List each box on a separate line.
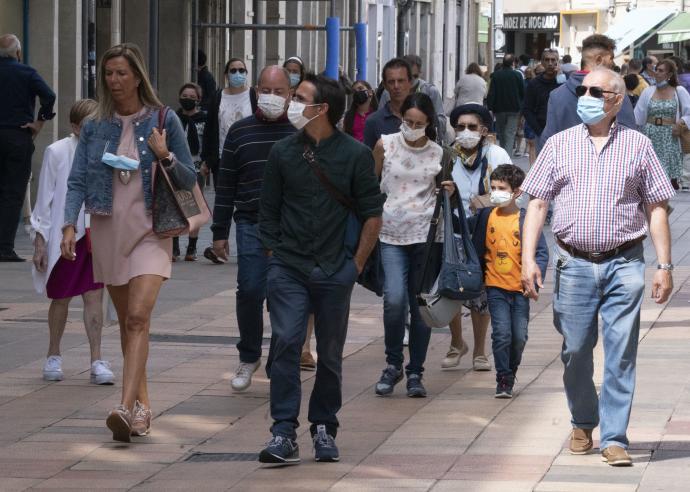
[503, 13, 560, 32]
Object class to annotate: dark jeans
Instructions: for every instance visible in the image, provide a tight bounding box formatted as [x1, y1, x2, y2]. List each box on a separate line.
[381, 242, 434, 375]
[0, 128, 33, 254]
[486, 286, 530, 384]
[235, 220, 268, 363]
[267, 256, 358, 440]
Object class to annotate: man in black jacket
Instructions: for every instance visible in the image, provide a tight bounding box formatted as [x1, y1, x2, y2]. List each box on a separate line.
[196, 50, 217, 112]
[522, 49, 561, 138]
[487, 54, 524, 157]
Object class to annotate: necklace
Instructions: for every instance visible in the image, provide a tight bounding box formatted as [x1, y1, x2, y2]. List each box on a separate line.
[119, 170, 132, 185]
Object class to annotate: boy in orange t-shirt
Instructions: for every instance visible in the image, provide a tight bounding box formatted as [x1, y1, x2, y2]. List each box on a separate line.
[469, 165, 549, 398]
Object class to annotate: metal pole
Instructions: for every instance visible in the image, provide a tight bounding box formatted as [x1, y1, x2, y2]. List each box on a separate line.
[193, 22, 354, 31]
[191, 0, 198, 83]
[148, 0, 159, 89]
[330, 0, 336, 17]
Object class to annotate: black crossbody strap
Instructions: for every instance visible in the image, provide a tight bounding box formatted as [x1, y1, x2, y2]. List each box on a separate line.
[302, 144, 356, 212]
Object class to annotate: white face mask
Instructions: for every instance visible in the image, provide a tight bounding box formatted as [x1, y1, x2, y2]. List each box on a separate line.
[287, 100, 320, 130]
[258, 93, 287, 119]
[490, 190, 514, 207]
[400, 122, 426, 142]
[455, 129, 482, 149]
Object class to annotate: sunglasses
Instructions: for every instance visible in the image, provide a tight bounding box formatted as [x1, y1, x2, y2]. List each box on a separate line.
[228, 68, 247, 74]
[575, 85, 618, 99]
[455, 123, 481, 131]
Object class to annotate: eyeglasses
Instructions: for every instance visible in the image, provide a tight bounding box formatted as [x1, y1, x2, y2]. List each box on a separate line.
[403, 119, 426, 129]
[228, 68, 247, 74]
[455, 123, 481, 131]
[575, 85, 619, 99]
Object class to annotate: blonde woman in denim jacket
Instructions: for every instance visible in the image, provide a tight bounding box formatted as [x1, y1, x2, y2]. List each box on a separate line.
[61, 43, 196, 442]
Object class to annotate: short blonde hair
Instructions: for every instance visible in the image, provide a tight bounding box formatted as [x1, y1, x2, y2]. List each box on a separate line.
[69, 99, 98, 125]
[96, 43, 162, 119]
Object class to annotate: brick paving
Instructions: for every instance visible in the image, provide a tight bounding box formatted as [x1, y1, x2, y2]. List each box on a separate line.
[1, 182, 690, 490]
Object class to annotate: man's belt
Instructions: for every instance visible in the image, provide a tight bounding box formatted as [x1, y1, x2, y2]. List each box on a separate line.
[556, 236, 646, 263]
[647, 116, 675, 126]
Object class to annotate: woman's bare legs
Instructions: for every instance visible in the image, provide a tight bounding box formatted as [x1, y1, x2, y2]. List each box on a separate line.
[81, 288, 104, 362]
[107, 275, 162, 410]
[449, 313, 463, 349]
[471, 311, 490, 359]
[47, 297, 72, 357]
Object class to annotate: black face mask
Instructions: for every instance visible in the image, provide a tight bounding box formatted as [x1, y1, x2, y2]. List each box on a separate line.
[353, 90, 369, 105]
[179, 98, 197, 111]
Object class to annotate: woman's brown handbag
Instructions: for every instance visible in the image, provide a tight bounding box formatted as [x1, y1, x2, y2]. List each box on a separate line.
[152, 107, 211, 238]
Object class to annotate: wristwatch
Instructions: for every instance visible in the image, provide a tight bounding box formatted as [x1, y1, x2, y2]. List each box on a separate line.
[160, 154, 174, 167]
[657, 263, 674, 271]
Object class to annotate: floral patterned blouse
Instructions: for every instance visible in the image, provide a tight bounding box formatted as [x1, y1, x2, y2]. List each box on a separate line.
[379, 132, 443, 245]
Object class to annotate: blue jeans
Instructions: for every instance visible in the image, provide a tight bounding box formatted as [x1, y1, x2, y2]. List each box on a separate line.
[266, 257, 358, 440]
[235, 220, 268, 363]
[381, 242, 433, 375]
[553, 243, 645, 450]
[486, 287, 530, 384]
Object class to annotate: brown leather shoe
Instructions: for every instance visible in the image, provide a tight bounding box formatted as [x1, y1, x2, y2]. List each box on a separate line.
[106, 405, 132, 443]
[131, 400, 152, 437]
[569, 428, 593, 455]
[300, 351, 316, 371]
[601, 445, 632, 466]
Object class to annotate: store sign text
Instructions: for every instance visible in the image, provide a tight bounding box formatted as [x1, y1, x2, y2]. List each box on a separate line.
[503, 13, 560, 32]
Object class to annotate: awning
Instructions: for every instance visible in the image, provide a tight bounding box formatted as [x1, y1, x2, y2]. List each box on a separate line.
[658, 12, 690, 44]
[604, 8, 677, 55]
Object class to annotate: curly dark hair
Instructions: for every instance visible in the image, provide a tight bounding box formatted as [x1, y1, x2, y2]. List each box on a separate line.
[490, 164, 526, 191]
[582, 34, 616, 54]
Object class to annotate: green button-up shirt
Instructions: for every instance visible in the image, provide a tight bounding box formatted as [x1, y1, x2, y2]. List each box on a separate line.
[259, 129, 385, 276]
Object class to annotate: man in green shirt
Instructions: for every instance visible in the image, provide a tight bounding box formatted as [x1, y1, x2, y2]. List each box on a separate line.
[259, 73, 385, 465]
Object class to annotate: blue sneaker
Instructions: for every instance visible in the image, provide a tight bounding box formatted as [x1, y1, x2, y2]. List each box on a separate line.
[494, 377, 513, 399]
[406, 373, 427, 398]
[259, 435, 300, 465]
[313, 424, 339, 462]
[375, 364, 403, 396]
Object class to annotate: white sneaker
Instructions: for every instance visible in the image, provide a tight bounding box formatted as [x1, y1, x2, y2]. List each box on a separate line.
[43, 355, 64, 381]
[231, 360, 261, 392]
[90, 360, 114, 385]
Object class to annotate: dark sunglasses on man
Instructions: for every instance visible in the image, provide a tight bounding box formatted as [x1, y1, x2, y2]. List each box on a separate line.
[228, 68, 247, 74]
[454, 123, 481, 132]
[575, 85, 618, 99]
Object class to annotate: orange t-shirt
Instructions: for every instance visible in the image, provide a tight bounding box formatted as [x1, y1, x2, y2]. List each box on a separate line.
[484, 208, 522, 292]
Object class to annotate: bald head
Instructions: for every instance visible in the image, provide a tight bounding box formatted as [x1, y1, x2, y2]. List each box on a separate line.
[0, 34, 21, 59]
[258, 65, 291, 90]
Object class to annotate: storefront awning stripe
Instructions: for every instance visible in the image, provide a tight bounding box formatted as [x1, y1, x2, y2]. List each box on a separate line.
[658, 12, 690, 44]
[604, 8, 677, 55]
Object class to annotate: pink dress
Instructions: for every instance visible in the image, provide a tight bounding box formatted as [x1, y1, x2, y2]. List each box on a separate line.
[90, 109, 172, 286]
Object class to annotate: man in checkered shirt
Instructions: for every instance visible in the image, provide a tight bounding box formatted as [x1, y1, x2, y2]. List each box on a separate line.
[520, 68, 675, 467]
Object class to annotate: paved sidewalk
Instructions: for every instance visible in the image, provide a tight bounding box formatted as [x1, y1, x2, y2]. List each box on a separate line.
[1, 190, 690, 491]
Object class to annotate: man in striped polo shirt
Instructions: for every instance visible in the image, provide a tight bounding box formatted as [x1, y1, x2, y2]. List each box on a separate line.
[521, 68, 675, 466]
[210, 65, 296, 392]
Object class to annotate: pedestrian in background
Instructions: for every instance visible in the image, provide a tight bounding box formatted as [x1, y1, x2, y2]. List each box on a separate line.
[209, 65, 296, 392]
[173, 82, 208, 261]
[343, 80, 378, 143]
[62, 43, 197, 442]
[454, 62, 487, 108]
[626, 59, 649, 98]
[641, 56, 658, 86]
[522, 68, 674, 467]
[196, 49, 217, 112]
[0, 33, 56, 262]
[283, 56, 306, 89]
[560, 54, 578, 79]
[635, 59, 690, 189]
[487, 54, 524, 157]
[258, 73, 384, 465]
[31, 99, 113, 386]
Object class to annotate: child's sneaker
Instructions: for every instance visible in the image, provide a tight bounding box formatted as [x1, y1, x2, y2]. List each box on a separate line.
[494, 377, 513, 399]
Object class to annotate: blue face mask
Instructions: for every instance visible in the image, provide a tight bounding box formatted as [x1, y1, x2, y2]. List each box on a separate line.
[556, 73, 566, 84]
[577, 95, 609, 125]
[102, 152, 140, 170]
[289, 73, 301, 88]
[657, 80, 669, 89]
[228, 72, 247, 88]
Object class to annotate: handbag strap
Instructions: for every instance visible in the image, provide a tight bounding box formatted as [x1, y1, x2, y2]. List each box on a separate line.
[302, 143, 356, 213]
[158, 106, 169, 131]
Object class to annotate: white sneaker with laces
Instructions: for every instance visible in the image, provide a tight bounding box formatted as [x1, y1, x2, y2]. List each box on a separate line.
[90, 360, 114, 385]
[231, 360, 261, 392]
[43, 355, 63, 381]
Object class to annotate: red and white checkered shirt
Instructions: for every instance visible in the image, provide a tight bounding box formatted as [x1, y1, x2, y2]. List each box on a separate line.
[521, 123, 675, 253]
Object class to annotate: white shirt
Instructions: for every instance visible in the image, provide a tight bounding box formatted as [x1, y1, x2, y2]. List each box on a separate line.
[218, 89, 252, 157]
[379, 133, 444, 245]
[30, 135, 88, 294]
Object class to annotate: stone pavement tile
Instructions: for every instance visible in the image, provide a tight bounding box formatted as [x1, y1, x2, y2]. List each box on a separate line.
[83, 443, 193, 464]
[32, 469, 157, 489]
[70, 460, 166, 473]
[147, 461, 257, 484]
[374, 437, 469, 456]
[431, 480, 534, 492]
[0, 477, 43, 491]
[131, 479, 230, 491]
[535, 482, 637, 492]
[444, 454, 553, 481]
[329, 478, 435, 491]
[346, 454, 456, 479]
[0, 459, 76, 479]
[0, 442, 101, 461]
[541, 464, 644, 484]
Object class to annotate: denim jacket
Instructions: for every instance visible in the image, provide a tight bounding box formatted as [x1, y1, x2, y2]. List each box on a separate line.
[64, 107, 196, 227]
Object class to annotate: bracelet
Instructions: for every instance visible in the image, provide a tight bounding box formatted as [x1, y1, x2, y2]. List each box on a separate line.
[657, 263, 674, 271]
